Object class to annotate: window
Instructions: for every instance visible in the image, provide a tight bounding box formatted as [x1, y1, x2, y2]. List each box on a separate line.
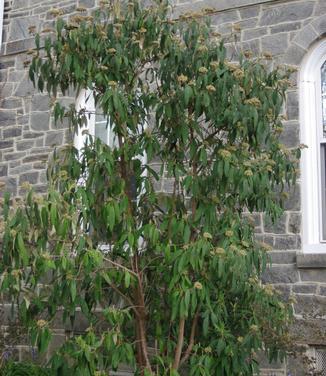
[74, 89, 117, 151]
[301, 39, 326, 252]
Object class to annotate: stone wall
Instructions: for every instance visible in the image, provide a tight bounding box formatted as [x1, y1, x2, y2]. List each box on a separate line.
[1, 0, 326, 374]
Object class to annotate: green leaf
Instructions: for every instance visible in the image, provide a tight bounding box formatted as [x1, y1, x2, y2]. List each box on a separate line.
[184, 85, 193, 106]
[17, 233, 28, 266]
[70, 280, 77, 302]
[124, 272, 131, 288]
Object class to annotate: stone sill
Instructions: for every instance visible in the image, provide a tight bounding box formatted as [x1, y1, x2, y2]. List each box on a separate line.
[297, 253, 326, 269]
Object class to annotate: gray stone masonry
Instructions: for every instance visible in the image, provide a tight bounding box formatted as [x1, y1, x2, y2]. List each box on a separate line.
[1, 0, 326, 374]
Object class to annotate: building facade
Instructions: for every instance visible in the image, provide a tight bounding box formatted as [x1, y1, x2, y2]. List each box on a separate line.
[1, 0, 326, 374]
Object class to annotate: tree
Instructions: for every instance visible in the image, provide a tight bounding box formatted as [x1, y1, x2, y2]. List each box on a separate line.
[0, 1, 301, 375]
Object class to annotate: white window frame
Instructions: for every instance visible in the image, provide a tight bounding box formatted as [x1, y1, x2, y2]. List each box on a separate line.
[0, 0, 4, 48]
[300, 39, 326, 253]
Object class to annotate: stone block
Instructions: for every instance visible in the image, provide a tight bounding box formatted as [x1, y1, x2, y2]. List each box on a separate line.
[17, 115, 29, 125]
[23, 153, 48, 163]
[0, 60, 15, 69]
[46, 332, 65, 354]
[262, 265, 299, 284]
[294, 294, 326, 317]
[30, 112, 50, 131]
[0, 165, 8, 177]
[12, 0, 30, 10]
[284, 43, 307, 66]
[78, 0, 95, 7]
[239, 6, 259, 19]
[8, 16, 39, 41]
[291, 318, 326, 344]
[261, 33, 289, 55]
[45, 131, 64, 146]
[64, 311, 89, 333]
[20, 346, 46, 363]
[259, 2, 314, 26]
[256, 351, 284, 369]
[210, 9, 240, 26]
[292, 284, 317, 294]
[288, 213, 301, 234]
[269, 250, 296, 264]
[3, 127, 22, 138]
[31, 95, 50, 112]
[19, 171, 39, 185]
[10, 164, 33, 175]
[6, 38, 36, 55]
[286, 353, 312, 376]
[33, 161, 47, 169]
[4, 152, 25, 161]
[14, 75, 35, 97]
[293, 25, 318, 50]
[0, 140, 14, 149]
[1, 83, 14, 98]
[8, 70, 25, 83]
[237, 17, 258, 30]
[243, 212, 261, 227]
[23, 131, 43, 139]
[300, 269, 326, 283]
[242, 38, 261, 55]
[286, 91, 299, 120]
[274, 283, 291, 300]
[242, 27, 267, 41]
[284, 184, 300, 211]
[2, 177, 17, 196]
[315, 1, 326, 15]
[1, 98, 23, 110]
[0, 111, 17, 127]
[263, 213, 287, 234]
[312, 15, 326, 38]
[274, 235, 300, 250]
[16, 140, 34, 151]
[280, 120, 299, 147]
[271, 22, 301, 34]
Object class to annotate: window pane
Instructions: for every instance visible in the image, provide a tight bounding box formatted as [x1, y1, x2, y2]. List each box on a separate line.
[95, 115, 108, 144]
[321, 61, 326, 137]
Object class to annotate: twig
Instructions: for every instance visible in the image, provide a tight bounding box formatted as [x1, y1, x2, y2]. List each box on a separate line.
[109, 282, 139, 316]
[102, 256, 138, 277]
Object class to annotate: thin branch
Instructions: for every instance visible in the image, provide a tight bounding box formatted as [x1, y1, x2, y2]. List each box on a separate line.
[109, 282, 139, 316]
[180, 309, 200, 366]
[172, 317, 185, 370]
[102, 256, 138, 277]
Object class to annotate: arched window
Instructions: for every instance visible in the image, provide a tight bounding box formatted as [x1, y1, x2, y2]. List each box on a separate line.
[301, 39, 326, 252]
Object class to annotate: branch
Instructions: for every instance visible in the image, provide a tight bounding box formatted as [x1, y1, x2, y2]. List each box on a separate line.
[172, 317, 185, 370]
[180, 309, 200, 366]
[109, 282, 139, 317]
[102, 256, 138, 278]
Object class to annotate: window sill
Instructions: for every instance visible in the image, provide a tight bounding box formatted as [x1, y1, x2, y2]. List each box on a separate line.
[297, 252, 326, 269]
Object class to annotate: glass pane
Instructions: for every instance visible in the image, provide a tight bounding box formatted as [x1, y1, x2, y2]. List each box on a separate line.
[321, 144, 326, 241]
[321, 61, 326, 137]
[95, 117, 108, 144]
